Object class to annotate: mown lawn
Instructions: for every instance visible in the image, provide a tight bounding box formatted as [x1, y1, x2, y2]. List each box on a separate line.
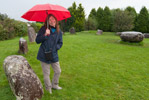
[0, 31, 149, 100]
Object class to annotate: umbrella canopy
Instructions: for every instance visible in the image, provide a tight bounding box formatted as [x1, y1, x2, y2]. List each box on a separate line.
[21, 3, 71, 22]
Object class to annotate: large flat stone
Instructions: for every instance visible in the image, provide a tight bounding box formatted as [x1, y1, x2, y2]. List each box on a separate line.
[120, 31, 144, 42]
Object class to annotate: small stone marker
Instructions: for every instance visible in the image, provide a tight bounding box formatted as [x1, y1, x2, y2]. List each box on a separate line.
[18, 37, 28, 54]
[96, 29, 103, 35]
[69, 27, 76, 34]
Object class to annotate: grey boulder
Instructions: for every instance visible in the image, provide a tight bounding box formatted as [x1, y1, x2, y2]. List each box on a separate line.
[120, 31, 144, 42]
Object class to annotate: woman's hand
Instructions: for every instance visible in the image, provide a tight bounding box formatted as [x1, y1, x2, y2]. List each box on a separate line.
[45, 28, 50, 36]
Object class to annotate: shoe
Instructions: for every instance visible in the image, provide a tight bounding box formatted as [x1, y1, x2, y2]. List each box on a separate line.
[48, 88, 52, 94]
[52, 86, 62, 90]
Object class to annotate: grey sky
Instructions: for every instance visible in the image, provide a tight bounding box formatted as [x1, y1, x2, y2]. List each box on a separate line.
[0, 0, 149, 22]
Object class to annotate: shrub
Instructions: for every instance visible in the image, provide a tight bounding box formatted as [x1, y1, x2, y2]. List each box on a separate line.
[0, 13, 28, 41]
[0, 18, 16, 40]
[0, 24, 5, 40]
[36, 22, 43, 32]
[30, 22, 43, 33]
[30, 22, 38, 33]
[14, 21, 28, 37]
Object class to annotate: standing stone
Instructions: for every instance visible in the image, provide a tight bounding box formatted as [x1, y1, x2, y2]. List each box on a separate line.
[18, 37, 28, 54]
[120, 31, 144, 42]
[62, 31, 65, 35]
[96, 29, 103, 35]
[27, 24, 36, 43]
[3, 55, 44, 100]
[69, 27, 76, 34]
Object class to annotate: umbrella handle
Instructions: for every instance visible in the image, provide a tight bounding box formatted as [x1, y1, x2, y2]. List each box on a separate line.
[46, 10, 49, 29]
[47, 18, 49, 29]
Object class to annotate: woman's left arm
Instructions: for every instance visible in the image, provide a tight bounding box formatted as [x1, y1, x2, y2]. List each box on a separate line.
[56, 31, 63, 50]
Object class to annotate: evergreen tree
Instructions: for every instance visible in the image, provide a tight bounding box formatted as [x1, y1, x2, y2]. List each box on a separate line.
[86, 8, 97, 30]
[60, 2, 77, 32]
[60, 2, 85, 32]
[88, 8, 97, 19]
[75, 3, 85, 32]
[103, 6, 112, 31]
[96, 7, 104, 30]
[71, 2, 77, 28]
[135, 7, 149, 33]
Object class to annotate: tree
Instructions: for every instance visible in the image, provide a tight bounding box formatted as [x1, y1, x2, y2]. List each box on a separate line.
[103, 6, 112, 31]
[88, 8, 97, 19]
[85, 8, 97, 30]
[60, 2, 85, 32]
[125, 6, 137, 30]
[96, 7, 104, 30]
[111, 8, 121, 32]
[112, 10, 134, 32]
[125, 6, 137, 19]
[71, 2, 77, 28]
[60, 2, 77, 32]
[85, 17, 97, 30]
[135, 7, 149, 33]
[74, 3, 85, 32]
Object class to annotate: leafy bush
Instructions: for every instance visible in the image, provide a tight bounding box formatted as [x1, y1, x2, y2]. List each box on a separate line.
[36, 22, 43, 32]
[112, 10, 134, 32]
[31, 22, 43, 33]
[0, 24, 5, 40]
[0, 13, 27, 41]
[14, 21, 28, 37]
[0, 13, 8, 21]
[0, 18, 16, 40]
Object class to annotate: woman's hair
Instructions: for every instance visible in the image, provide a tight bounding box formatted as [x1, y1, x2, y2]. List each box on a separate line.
[44, 14, 60, 33]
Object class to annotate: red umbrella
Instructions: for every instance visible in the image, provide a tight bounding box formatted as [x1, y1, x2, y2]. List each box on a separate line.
[21, 3, 71, 22]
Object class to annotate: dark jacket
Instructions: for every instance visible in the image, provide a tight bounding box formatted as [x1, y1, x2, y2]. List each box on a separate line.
[36, 26, 63, 64]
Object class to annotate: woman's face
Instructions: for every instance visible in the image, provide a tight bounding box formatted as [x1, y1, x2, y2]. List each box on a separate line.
[49, 16, 56, 27]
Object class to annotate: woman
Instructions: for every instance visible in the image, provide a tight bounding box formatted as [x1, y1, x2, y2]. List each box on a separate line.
[36, 14, 63, 94]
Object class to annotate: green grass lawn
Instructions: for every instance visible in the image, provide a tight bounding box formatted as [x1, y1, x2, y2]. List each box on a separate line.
[0, 31, 149, 100]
